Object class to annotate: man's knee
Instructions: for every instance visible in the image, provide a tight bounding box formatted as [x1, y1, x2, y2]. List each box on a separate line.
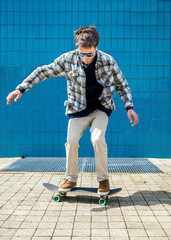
[91, 129, 105, 146]
[66, 135, 80, 146]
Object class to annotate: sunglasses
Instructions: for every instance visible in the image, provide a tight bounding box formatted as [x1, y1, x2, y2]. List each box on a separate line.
[79, 52, 94, 57]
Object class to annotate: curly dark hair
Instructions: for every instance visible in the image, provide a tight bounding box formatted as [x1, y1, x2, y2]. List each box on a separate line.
[74, 25, 100, 48]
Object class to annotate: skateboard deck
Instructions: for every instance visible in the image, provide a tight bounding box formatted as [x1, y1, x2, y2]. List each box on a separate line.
[43, 183, 122, 205]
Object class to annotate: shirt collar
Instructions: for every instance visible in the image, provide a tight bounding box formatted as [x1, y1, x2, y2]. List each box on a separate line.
[95, 49, 102, 67]
[76, 49, 102, 68]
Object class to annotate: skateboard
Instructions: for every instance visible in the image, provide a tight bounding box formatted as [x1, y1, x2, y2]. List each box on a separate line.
[43, 183, 122, 206]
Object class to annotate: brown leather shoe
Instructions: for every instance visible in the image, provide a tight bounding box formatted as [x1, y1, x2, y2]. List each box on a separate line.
[98, 179, 110, 195]
[59, 179, 76, 192]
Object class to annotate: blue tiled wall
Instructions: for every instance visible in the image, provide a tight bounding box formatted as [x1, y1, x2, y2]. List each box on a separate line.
[0, 0, 170, 158]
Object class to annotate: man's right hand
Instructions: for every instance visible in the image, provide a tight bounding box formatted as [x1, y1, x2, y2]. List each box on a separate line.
[6, 90, 22, 105]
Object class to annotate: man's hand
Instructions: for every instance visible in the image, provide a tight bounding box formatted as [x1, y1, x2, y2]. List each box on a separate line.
[127, 109, 139, 127]
[6, 90, 22, 105]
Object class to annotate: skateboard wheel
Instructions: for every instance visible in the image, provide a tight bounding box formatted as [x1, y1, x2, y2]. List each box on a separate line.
[60, 192, 67, 197]
[99, 198, 106, 206]
[54, 195, 60, 202]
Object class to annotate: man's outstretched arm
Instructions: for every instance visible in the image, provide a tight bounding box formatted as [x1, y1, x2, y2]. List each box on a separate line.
[6, 55, 66, 105]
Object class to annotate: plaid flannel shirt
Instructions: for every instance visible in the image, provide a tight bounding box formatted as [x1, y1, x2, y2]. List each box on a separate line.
[16, 49, 134, 115]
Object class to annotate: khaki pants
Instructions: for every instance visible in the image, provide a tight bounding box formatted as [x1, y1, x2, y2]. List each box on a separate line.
[65, 109, 109, 182]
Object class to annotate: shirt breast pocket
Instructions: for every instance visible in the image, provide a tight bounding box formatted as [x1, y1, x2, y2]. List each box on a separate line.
[67, 70, 82, 85]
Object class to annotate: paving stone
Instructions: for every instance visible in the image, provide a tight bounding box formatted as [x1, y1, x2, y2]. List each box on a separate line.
[50, 237, 71, 240]
[91, 208, 107, 214]
[149, 238, 170, 240]
[75, 215, 91, 222]
[34, 228, 54, 237]
[137, 210, 154, 216]
[43, 210, 61, 217]
[47, 204, 63, 211]
[126, 221, 144, 229]
[106, 209, 122, 215]
[124, 215, 141, 222]
[129, 238, 149, 240]
[91, 237, 110, 240]
[0, 215, 10, 221]
[32, 237, 51, 240]
[60, 210, 76, 216]
[57, 216, 74, 222]
[56, 222, 73, 229]
[108, 215, 124, 221]
[24, 215, 42, 222]
[75, 210, 91, 216]
[74, 222, 91, 228]
[12, 210, 30, 216]
[92, 221, 108, 228]
[142, 221, 161, 229]
[72, 238, 91, 240]
[156, 216, 171, 222]
[41, 216, 59, 222]
[62, 205, 77, 211]
[2, 221, 21, 228]
[146, 228, 167, 237]
[52, 237, 70, 240]
[11, 237, 31, 240]
[140, 216, 158, 222]
[92, 229, 110, 237]
[92, 215, 108, 222]
[122, 210, 138, 216]
[8, 215, 26, 222]
[38, 222, 56, 229]
[27, 210, 45, 216]
[0, 209, 15, 215]
[109, 228, 128, 237]
[0, 228, 17, 237]
[73, 228, 91, 237]
[109, 221, 126, 228]
[127, 228, 147, 237]
[0, 237, 15, 240]
[14, 228, 35, 237]
[110, 238, 129, 240]
[54, 228, 73, 237]
[20, 221, 40, 229]
[153, 210, 170, 216]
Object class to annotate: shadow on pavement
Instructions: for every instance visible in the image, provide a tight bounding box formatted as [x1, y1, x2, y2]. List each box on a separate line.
[91, 190, 171, 211]
[50, 190, 171, 211]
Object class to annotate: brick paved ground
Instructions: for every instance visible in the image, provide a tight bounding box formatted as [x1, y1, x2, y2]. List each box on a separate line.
[0, 159, 170, 240]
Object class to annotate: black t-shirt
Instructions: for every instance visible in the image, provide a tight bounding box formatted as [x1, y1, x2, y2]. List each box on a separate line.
[68, 55, 112, 119]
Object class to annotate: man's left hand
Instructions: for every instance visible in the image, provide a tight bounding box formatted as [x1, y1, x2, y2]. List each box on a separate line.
[127, 109, 139, 127]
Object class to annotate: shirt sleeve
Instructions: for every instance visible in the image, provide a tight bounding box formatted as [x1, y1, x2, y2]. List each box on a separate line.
[16, 54, 66, 93]
[112, 60, 134, 110]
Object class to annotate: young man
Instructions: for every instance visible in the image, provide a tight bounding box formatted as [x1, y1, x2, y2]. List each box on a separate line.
[6, 25, 139, 194]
